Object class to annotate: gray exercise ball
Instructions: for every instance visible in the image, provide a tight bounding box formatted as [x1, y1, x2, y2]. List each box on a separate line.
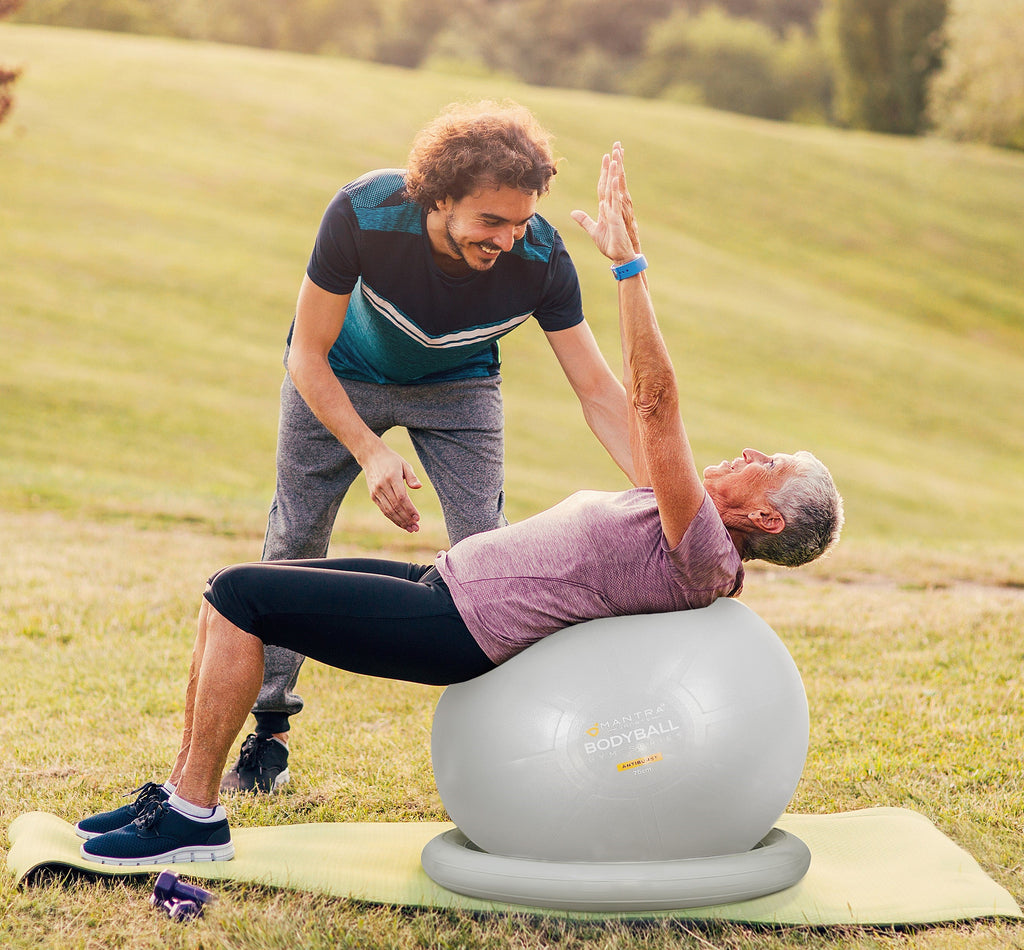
[430, 598, 809, 862]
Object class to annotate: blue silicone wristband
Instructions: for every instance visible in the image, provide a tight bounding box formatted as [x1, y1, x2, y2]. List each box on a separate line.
[611, 254, 648, 280]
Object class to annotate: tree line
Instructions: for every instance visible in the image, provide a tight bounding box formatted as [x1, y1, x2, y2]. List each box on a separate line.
[6, 0, 1023, 148]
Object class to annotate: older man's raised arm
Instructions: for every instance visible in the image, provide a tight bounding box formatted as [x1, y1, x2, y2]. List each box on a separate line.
[572, 144, 704, 548]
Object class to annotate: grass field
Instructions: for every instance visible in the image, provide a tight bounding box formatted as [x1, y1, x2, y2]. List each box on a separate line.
[1, 23, 1023, 950]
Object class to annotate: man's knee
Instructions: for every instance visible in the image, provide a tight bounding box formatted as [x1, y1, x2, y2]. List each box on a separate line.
[204, 564, 263, 634]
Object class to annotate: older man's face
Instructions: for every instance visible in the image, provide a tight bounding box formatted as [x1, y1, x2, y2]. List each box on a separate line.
[703, 449, 798, 513]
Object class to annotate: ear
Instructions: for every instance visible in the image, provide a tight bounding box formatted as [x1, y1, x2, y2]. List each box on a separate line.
[748, 508, 785, 534]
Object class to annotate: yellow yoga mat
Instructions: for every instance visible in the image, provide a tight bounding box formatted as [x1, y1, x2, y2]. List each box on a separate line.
[7, 807, 1021, 926]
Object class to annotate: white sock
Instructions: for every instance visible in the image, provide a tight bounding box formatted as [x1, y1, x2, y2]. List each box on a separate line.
[162, 781, 176, 796]
[168, 792, 222, 822]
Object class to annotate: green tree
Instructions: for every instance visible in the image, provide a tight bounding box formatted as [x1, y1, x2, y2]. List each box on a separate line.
[692, 0, 822, 35]
[928, 0, 1024, 149]
[155, 0, 376, 57]
[432, 0, 674, 91]
[632, 5, 830, 121]
[10, 0, 171, 34]
[371, 0, 449, 68]
[823, 0, 946, 134]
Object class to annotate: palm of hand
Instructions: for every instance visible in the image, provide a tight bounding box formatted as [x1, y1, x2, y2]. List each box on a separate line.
[572, 148, 640, 263]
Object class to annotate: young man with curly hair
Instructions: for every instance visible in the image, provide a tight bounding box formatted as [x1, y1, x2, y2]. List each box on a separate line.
[221, 100, 634, 794]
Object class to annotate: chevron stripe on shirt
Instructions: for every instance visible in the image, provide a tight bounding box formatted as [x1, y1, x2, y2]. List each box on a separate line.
[303, 169, 584, 385]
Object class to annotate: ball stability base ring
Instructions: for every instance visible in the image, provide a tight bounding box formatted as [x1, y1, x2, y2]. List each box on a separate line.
[421, 826, 811, 912]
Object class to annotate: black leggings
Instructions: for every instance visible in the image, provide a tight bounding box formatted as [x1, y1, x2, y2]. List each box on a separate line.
[204, 558, 496, 685]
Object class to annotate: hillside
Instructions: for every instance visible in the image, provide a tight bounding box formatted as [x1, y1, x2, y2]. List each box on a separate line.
[2, 24, 1023, 548]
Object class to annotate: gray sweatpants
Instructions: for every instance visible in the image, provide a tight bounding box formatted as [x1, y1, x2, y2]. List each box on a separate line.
[253, 368, 507, 734]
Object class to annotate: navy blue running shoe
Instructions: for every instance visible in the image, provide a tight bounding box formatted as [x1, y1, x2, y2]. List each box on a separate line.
[80, 801, 234, 865]
[75, 782, 170, 839]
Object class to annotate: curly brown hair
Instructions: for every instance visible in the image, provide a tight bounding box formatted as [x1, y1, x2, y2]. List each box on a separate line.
[405, 100, 557, 211]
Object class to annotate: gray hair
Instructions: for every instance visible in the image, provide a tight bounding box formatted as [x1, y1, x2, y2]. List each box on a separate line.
[743, 451, 844, 567]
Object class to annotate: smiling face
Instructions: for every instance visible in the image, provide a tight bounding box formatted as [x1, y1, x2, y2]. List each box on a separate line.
[703, 449, 799, 533]
[427, 184, 537, 275]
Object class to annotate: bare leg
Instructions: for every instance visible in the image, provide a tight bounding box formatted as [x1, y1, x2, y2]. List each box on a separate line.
[170, 601, 265, 808]
[168, 596, 213, 787]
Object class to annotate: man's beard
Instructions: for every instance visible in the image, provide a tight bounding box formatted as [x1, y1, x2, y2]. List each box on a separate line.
[444, 214, 500, 271]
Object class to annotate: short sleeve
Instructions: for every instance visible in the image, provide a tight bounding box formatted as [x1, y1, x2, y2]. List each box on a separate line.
[306, 189, 361, 296]
[665, 493, 745, 599]
[532, 235, 584, 333]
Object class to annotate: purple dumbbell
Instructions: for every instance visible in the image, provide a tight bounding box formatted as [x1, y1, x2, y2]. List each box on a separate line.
[150, 870, 216, 921]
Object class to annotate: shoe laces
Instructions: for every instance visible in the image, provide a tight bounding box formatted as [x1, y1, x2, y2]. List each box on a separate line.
[127, 781, 165, 806]
[134, 800, 168, 830]
[237, 733, 270, 772]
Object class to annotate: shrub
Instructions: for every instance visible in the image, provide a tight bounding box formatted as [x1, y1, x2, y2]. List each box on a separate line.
[632, 5, 831, 122]
[928, 0, 1024, 149]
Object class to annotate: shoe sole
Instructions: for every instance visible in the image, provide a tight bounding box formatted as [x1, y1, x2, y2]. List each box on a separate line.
[220, 766, 290, 794]
[75, 825, 109, 841]
[79, 841, 235, 866]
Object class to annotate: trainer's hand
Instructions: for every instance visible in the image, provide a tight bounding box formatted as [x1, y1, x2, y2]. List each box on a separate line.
[361, 442, 422, 532]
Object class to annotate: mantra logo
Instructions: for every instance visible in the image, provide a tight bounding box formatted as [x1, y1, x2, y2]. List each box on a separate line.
[582, 707, 681, 755]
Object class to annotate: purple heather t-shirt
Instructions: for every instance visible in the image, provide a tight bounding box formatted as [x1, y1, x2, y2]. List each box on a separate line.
[435, 488, 744, 664]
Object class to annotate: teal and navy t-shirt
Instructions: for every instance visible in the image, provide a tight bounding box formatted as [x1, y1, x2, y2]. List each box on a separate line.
[304, 169, 584, 384]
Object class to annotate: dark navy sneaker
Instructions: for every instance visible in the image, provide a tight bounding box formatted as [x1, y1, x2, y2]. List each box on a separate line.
[80, 801, 234, 865]
[220, 733, 289, 794]
[75, 782, 171, 840]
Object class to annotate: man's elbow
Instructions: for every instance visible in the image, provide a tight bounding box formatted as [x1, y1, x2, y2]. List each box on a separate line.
[631, 374, 678, 420]
[286, 346, 306, 385]
[287, 337, 325, 373]
[286, 344, 326, 395]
